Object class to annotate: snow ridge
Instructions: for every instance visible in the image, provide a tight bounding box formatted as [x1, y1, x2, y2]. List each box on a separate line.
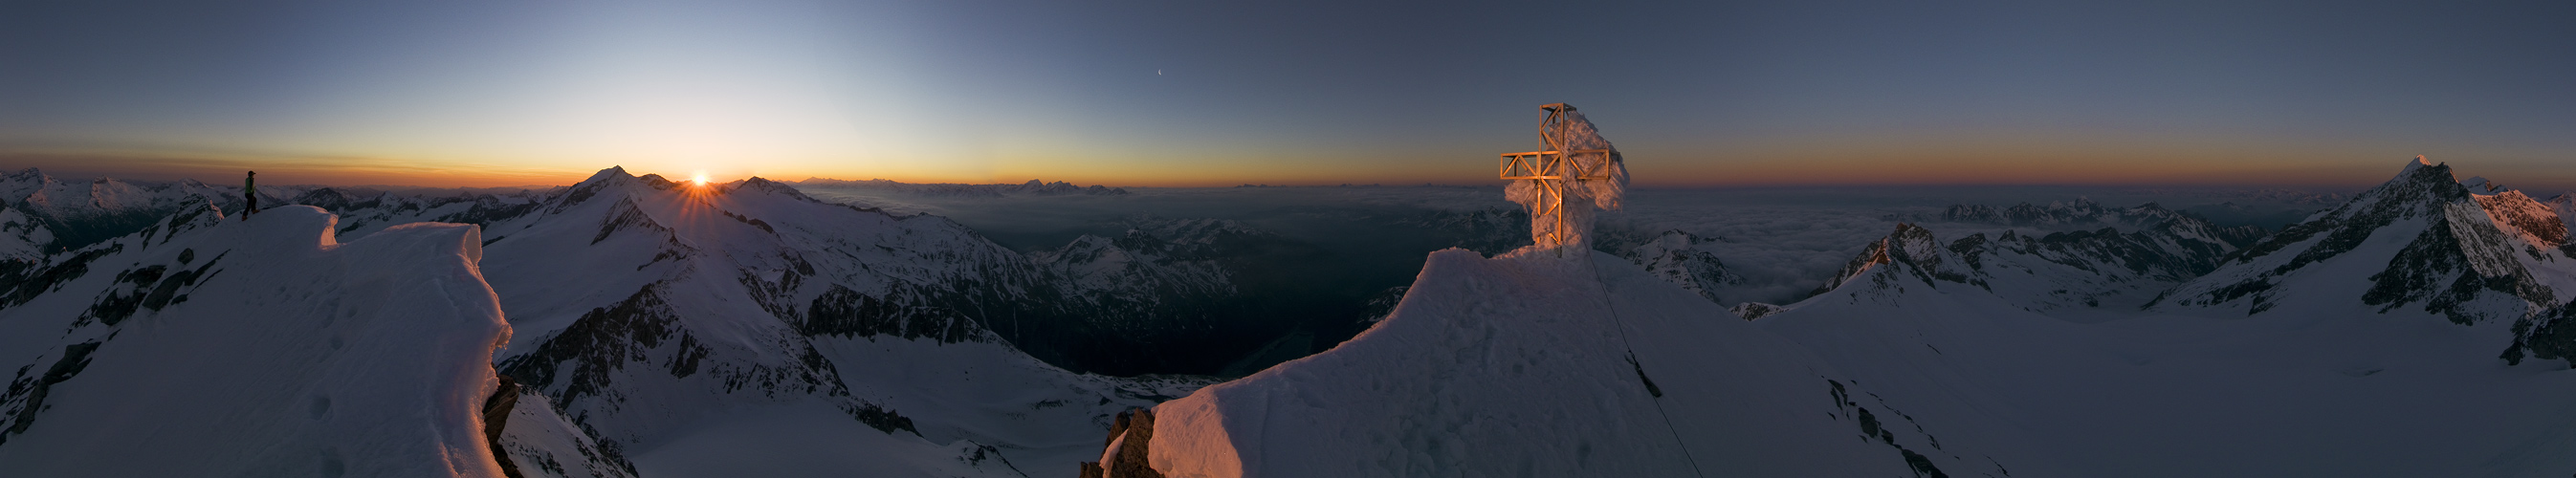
[1134, 248, 2008, 477]
[0, 206, 513, 477]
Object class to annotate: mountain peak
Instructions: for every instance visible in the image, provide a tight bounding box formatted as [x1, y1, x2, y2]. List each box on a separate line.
[572, 166, 636, 189]
[2159, 157, 2565, 333]
[728, 176, 817, 202]
[2403, 155, 2436, 175]
[2349, 156, 2470, 213]
[1810, 223, 1977, 298]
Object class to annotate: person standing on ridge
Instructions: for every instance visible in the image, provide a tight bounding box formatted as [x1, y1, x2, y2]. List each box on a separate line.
[242, 171, 257, 221]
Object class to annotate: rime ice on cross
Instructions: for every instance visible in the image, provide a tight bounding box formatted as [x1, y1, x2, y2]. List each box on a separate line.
[1498, 103, 1631, 253]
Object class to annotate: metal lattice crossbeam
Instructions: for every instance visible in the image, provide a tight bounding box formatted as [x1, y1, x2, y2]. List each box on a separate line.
[1499, 149, 1617, 180]
[1497, 149, 1614, 247]
[1495, 103, 1618, 249]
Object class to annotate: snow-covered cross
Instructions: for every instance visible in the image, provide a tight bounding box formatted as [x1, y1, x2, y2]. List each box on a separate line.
[1497, 103, 1629, 251]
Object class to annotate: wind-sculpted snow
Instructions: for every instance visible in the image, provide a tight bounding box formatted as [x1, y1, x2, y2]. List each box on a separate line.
[0, 205, 515, 477]
[1127, 248, 2018, 477]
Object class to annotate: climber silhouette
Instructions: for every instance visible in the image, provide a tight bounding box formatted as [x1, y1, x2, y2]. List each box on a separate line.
[242, 171, 257, 221]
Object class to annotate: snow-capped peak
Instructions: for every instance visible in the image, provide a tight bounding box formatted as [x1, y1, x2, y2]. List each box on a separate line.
[581, 165, 632, 185]
[2153, 157, 2575, 365]
[1810, 224, 1980, 299]
[2403, 154, 2436, 175]
[722, 177, 814, 201]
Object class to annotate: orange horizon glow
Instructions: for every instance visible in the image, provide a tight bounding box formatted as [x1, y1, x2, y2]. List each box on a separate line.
[4, 148, 2566, 193]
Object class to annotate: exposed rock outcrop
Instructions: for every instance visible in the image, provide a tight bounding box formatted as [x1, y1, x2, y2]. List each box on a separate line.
[1079, 408, 1164, 478]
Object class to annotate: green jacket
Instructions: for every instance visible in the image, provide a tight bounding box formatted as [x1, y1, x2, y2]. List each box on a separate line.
[244, 176, 254, 196]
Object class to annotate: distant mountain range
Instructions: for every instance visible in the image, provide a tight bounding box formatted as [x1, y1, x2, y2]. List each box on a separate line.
[792, 178, 1130, 197]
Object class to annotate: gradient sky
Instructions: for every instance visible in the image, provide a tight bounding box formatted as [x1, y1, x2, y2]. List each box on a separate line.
[3, 1, 2570, 189]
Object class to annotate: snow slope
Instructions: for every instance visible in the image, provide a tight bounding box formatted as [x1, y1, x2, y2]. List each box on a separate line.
[1751, 156, 2576, 476]
[1130, 248, 2024, 477]
[1765, 218, 2576, 476]
[0, 205, 513, 477]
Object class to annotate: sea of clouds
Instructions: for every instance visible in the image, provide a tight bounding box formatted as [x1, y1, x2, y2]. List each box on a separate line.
[799, 182, 2346, 307]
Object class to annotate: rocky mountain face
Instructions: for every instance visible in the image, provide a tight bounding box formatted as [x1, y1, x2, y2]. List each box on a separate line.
[1808, 223, 1981, 300]
[2152, 157, 2576, 364]
[2475, 190, 2573, 250]
[2545, 192, 2576, 242]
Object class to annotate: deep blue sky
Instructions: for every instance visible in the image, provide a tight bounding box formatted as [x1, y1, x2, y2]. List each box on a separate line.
[3, 1, 2569, 188]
